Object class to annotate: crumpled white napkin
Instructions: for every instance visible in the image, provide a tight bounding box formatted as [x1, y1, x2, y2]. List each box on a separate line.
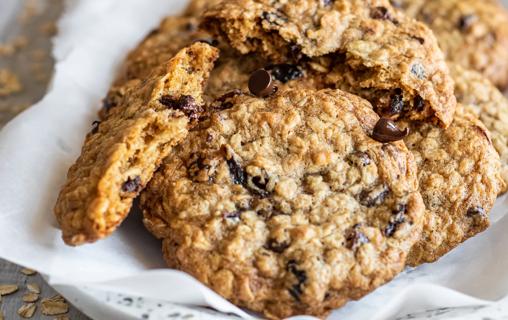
[1, 1, 508, 319]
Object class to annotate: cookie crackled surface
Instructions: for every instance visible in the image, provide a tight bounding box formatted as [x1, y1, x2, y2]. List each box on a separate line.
[54, 43, 219, 245]
[140, 88, 425, 319]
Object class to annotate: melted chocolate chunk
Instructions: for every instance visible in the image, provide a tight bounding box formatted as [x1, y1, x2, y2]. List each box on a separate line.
[411, 36, 425, 45]
[467, 206, 486, 217]
[91, 120, 101, 134]
[247, 175, 270, 198]
[371, 6, 398, 24]
[346, 224, 370, 250]
[122, 176, 142, 193]
[371, 118, 409, 143]
[414, 95, 425, 111]
[389, 89, 404, 115]
[267, 64, 303, 83]
[265, 239, 290, 253]
[226, 157, 247, 185]
[287, 260, 307, 301]
[359, 186, 389, 207]
[213, 89, 243, 111]
[458, 14, 476, 31]
[385, 204, 407, 237]
[159, 95, 202, 120]
[288, 43, 304, 61]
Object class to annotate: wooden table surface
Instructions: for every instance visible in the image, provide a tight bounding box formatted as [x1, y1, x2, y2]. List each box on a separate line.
[0, 1, 90, 319]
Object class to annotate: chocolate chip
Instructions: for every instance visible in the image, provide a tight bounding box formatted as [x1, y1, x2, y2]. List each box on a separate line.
[346, 224, 370, 250]
[287, 260, 307, 301]
[91, 121, 101, 134]
[265, 239, 289, 253]
[288, 43, 304, 61]
[359, 186, 389, 207]
[122, 176, 141, 193]
[389, 89, 404, 115]
[371, 6, 398, 24]
[414, 95, 425, 111]
[467, 206, 486, 217]
[249, 69, 276, 97]
[266, 64, 303, 83]
[411, 63, 426, 79]
[371, 118, 409, 143]
[385, 204, 407, 237]
[193, 38, 219, 46]
[226, 157, 247, 185]
[458, 14, 476, 31]
[159, 95, 202, 120]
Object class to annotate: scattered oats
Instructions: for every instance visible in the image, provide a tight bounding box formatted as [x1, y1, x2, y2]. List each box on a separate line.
[23, 292, 39, 302]
[20, 268, 37, 276]
[41, 295, 69, 316]
[0, 284, 19, 295]
[54, 316, 70, 320]
[0, 69, 22, 97]
[39, 22, 58, 36]
[27, 283, 40, 294]
[18, 303, 36, 318]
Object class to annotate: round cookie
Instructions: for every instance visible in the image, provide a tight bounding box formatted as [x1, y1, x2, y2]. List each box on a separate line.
[140, 88, 425, 319]
[394, 0, 508, 89]
[403, 108, 504, 266]
[450, 63, 508, 191]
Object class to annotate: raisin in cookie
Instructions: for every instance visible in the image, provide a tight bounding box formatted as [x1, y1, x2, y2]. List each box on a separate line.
[402, 108, 504, 265]
[140, 88, 424, 319]
[203, 0, 457, 127]
[450, 63, 508, 191]
[54, 43, 219, 245]
[394, 0, 508, 89]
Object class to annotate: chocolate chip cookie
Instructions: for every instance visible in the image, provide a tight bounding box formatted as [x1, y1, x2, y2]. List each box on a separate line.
[54, 43, 219, 245]
[140, 87, 425, 319]
[402, 108, 504, 265]
[450, 63, 508, 191]
[203, 0, 457, 127]
[393, 0, 508, 89]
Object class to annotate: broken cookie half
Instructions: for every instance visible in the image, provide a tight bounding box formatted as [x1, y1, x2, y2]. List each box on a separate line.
[203, 0, 457, 127]
[54, 42, 219, 245]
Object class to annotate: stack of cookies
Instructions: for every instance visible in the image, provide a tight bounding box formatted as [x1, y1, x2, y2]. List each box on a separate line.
[53, 0, 508, 318]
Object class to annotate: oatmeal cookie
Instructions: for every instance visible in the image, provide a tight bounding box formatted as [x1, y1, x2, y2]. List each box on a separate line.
[450, 64, 508, 191]
[393, 0, 508, 89]
[203, 0, 457, 127]
[140, 87, 424, 319]
[54, 43, 219, 245]
[403, 108, 504, 265]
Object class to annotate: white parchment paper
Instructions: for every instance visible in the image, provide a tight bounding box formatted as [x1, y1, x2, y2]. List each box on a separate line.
[1, 1, 508, 319]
